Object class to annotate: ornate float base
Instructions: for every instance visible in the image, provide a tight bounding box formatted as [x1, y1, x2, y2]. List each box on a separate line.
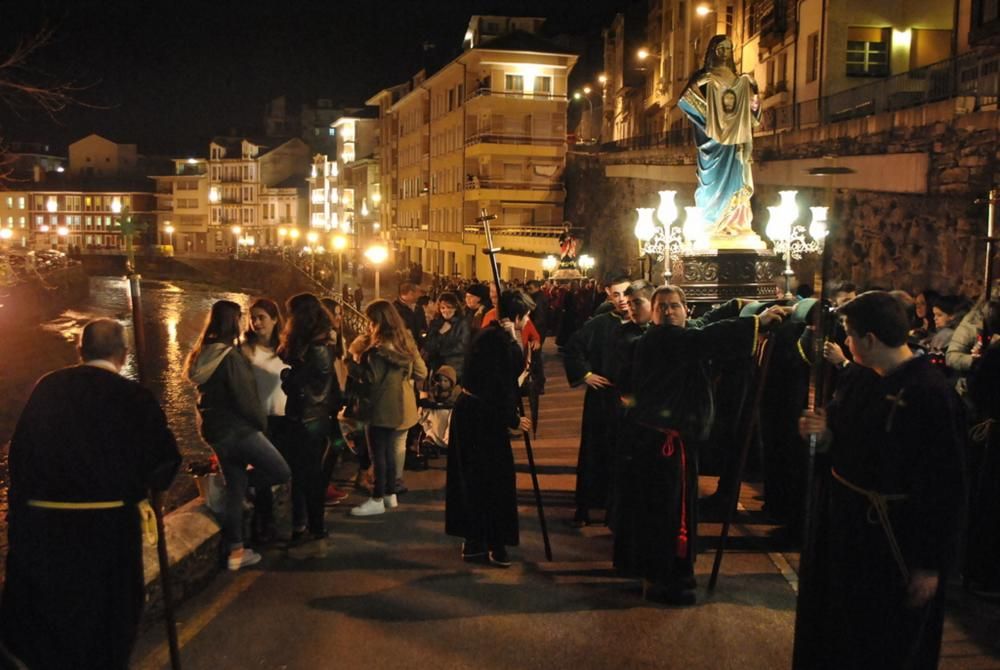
[673, 249, 781, 303]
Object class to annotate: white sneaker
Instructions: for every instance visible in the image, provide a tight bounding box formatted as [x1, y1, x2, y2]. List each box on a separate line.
[227, 547, 262, 571]
[350, 497, 385, 516]
[385, 494, 398, 509]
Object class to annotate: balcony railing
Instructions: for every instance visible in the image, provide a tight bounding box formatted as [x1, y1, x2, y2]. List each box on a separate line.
[461, 223, 568, 237]
[465, 88, 566, 103]
[465, 132, 566, 147]
[760, 51, 1000, 131]
[597, 126, 694, 152]
[464, 179, 563, 192]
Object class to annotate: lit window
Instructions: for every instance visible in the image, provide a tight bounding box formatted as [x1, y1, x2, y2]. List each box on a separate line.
[505, 74, 524, 92]
[846, 27, 890, 77]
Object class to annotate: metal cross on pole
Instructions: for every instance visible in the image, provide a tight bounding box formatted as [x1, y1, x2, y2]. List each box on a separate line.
[477, 207, 553, 561]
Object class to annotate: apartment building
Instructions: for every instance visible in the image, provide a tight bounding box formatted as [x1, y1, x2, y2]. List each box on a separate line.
[367, 83, 413, 242]
[602, 0, 959, 141]
[0, 192, 31, 250]
[375, 16, 578, 281]
[151, 158, 213, 254]
[307, 113, 378, 256]
[207, 136, 310, 248]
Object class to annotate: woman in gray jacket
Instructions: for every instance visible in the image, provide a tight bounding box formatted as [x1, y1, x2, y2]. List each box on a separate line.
[187, 300, 291, 571]
[349, 300, 427, 516]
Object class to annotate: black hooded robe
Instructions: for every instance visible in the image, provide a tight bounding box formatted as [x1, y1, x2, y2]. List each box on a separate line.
[445, 322, 523, 548]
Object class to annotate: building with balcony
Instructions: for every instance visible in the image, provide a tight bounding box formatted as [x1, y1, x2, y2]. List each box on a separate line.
[373, 16, 578, 281]
[307, 112, 378, 257]
[207, 136, 310, 249]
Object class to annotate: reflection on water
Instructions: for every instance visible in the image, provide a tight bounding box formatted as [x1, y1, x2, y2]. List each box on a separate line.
[5, 276, 255, 512]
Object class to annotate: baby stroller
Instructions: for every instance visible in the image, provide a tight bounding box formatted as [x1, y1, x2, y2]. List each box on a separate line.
[408, 365, 460, 469]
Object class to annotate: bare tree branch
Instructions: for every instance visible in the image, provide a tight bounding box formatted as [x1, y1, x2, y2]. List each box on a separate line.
[0, 24, 99, 120]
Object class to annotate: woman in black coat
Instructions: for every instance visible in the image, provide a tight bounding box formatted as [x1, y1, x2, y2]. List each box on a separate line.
[422, 292, 470, 381]
[278, 293, 336, 560]
[445, 290, 532, 567]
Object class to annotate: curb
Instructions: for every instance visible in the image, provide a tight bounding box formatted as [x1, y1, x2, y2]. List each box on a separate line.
[140, 497, 222, 625]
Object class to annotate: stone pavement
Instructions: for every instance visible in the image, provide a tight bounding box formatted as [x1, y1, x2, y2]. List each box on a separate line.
[132, 341, 1000, 670]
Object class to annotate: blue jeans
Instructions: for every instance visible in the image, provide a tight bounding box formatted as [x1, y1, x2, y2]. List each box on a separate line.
[368, 426, 407, 498]
[213, 430, 291, 550]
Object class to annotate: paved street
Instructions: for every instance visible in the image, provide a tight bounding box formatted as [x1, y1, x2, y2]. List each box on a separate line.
[132, 342, 1000, 670]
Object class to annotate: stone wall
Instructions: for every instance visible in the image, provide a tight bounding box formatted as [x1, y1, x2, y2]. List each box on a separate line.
[566, 102, 1000, 298]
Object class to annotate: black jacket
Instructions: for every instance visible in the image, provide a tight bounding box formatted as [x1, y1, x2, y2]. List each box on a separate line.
[423, 314, 471, 379]
[282, 342, 335, 424]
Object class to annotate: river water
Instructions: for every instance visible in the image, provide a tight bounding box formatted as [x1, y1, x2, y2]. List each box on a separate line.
[0, 276, 254, 562]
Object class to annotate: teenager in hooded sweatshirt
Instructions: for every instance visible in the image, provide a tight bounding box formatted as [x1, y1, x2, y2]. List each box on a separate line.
[187, 300, 291, 571]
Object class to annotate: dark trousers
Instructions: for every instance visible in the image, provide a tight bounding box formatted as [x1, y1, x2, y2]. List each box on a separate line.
[368, 425, 403, 498]
[287, 418, 330, 537]
[321, 419, 348, 486]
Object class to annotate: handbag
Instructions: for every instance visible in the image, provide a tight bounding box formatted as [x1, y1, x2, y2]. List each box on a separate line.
[343, 351, 374, 421]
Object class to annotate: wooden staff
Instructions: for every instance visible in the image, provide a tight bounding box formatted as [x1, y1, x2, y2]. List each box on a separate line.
[128, 273, 182, 670]
[477, 209, 553, 561]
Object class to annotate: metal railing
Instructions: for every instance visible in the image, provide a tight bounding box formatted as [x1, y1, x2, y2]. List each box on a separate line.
[465, 131, 566, 147]
[597, 126, 694, 152]
[464, 179, 563, 192]
[465, 88, 566, 103]
[760, 50, 1000, 130]
[461, 224, 567, 237]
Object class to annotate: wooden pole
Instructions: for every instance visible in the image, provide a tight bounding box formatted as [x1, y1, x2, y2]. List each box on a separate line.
[128, 274, 182, 670]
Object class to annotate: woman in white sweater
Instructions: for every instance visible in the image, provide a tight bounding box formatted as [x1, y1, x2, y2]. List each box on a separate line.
[242, 298, 290, 543]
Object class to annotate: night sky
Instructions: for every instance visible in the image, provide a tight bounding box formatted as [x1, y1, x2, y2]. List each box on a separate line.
[1, 0, 628, 155]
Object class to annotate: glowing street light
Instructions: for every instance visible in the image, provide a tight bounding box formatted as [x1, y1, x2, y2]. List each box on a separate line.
[583, 85, 592, 95]
[231, 225, 242, 259]
[598, 73, 608, 85]
[364, 244, 389, 300]
[695, 3, 713, 17]
[541, 254, 558, 278]
[164, 223, 175, 250]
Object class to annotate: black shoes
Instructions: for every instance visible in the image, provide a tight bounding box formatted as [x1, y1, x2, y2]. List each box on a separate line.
[462, 541, 512, 567]
[489, 546, 512, 568]
[461, 540, 488, 562]
[569, 508, 591, 528]
[642, 579, 697, 606]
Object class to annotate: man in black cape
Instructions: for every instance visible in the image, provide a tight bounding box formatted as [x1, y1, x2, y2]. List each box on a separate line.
[562, 272, 631, 527]
[1, 319, 181, 669]
[446, 290, 533, 567]
[619, 285, 789, 604]
[798, 291, 966, 669]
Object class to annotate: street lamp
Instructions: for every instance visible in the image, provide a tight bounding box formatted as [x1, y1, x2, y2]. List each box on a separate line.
[364, 243, 389, 300]
[164, 224, 174, 252]
[231, 225, 242, 259]
[573, 89, 595, 142]
[332, 234, 348, 293]
[765, 190, 827, 300]
[695, 3, 714, 17]
[541, 254, 558, 279]
[598, 73, 608, 85]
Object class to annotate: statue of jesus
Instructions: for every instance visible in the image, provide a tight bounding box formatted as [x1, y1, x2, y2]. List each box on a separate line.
[678, 35, 765, 249]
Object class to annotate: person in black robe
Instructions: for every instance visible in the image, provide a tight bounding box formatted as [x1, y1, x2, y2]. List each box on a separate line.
[1, 319, 181, 670]
[446, 290, 533, 567]
[621, 286, 789, 605]
[606, 280, 653, 544]
[798, 291, 967, 669]
[562, 272, 632, 527]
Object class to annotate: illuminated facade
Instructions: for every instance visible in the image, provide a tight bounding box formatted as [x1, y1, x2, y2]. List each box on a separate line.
[207, 137, 310, 249]
[151, 159, 213, 254]
[373, 16, 578, 281]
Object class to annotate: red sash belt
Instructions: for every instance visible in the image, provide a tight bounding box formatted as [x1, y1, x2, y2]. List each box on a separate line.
[660, 429, 689, 559]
